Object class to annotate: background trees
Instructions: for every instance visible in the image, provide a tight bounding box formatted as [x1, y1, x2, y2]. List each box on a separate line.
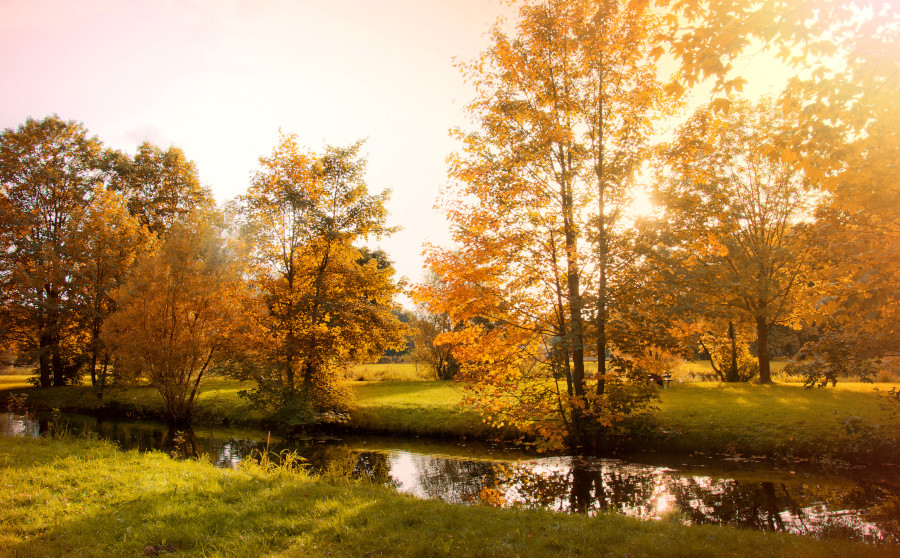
[107, 142, 214, 237]
[412, 271, 460, 380]
[662, 0, 900, 380]
[233, 135, 405, 421]
[0, 116, 218, 391]
[65, 186, 147, 397]
[653, 99, 820, 383]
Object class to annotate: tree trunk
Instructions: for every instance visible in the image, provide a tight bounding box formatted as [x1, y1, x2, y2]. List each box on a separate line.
[51, 336, 65, 387]
[285, 352, 295, 391]
[595, 201, 608, 396]
[594, 50, 607, 398]
[90, 347, 98, 387]
[726, 321, 739, 382]
[38, 329, 52, 388]
[756, 316, 771, 383]
[89, 315, 102, 388]
[563, 187, 586, 447]
[96, 352, 110, 401]
[49, 288, 66, 387]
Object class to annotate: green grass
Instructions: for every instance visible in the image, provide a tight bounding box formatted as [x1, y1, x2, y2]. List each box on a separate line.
[0, 374, 32, 390]
[653, 381, 900, 462]
[673, 359, 790, 381]
[0, 435, 893, 558]
[346, 380, 503, 438]
[0, 375, 266, 427]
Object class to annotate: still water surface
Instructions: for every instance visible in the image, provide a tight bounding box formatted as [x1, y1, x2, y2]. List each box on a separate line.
[3, 411, 898, 545]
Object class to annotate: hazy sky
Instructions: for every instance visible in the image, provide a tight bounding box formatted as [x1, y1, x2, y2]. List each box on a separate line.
[0, 0, 517, 302]
[2, 0, 793, 307]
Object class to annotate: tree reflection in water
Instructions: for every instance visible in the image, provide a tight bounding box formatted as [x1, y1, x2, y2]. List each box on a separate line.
[378, 453, 897, 544]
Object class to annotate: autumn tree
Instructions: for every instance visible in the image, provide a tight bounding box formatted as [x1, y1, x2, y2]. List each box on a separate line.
[66, 186, 148, 397]
[413, 271, 460, 380]
[660, 0, 900, 376]
[0, 115, 108, 387]
[107, 141, 214, 237]
[232, 134, 405, 421]
[653, 99, 820, 383]
[103, 210, 245, 423]
[421, 0, 670, 449]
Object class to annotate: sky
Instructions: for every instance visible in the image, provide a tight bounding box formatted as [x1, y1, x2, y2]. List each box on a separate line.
[0, 0, 517, 305]
[1, 0, 794, 308]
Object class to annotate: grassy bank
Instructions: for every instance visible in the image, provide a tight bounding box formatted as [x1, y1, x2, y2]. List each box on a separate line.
[347, 380, 487, 437]
[0, 435, 892, 557]
[3, 369, 900, 463]
[653, 382, 900, 463]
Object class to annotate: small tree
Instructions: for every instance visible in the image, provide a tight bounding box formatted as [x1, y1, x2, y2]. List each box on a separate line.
[103, 210, 246, 423]
[413, 310, 460, 380]
[232, 135, 405, 422]
[412, 270, 459, 380]
[699, 321, 759, 383]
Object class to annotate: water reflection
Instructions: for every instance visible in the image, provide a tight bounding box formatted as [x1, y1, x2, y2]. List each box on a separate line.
[2, 412, 898, 545]
[479, 458, 899, 544]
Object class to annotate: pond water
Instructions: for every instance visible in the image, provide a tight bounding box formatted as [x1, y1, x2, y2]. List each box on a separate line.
[3, 411, 899, 545]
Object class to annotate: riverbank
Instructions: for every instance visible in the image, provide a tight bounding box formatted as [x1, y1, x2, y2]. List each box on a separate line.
[1, 435, 894, 557]
[3, 374, 899, 464]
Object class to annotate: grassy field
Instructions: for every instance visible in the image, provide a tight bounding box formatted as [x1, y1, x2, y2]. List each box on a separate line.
[653, 381, 900, 462]
[0, 435, 892, 558]
[4, 364, 900, 463]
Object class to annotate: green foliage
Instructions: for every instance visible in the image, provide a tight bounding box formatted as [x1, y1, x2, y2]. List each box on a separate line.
[584, 377, 660, 451]
[785, 332, 881, 387]
[5, 391, 28, 413]
[237, 371, 351, 427]
[836, 414, 900, 463]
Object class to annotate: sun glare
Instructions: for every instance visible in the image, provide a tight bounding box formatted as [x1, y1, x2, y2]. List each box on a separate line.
[628, 186, 657, 219]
